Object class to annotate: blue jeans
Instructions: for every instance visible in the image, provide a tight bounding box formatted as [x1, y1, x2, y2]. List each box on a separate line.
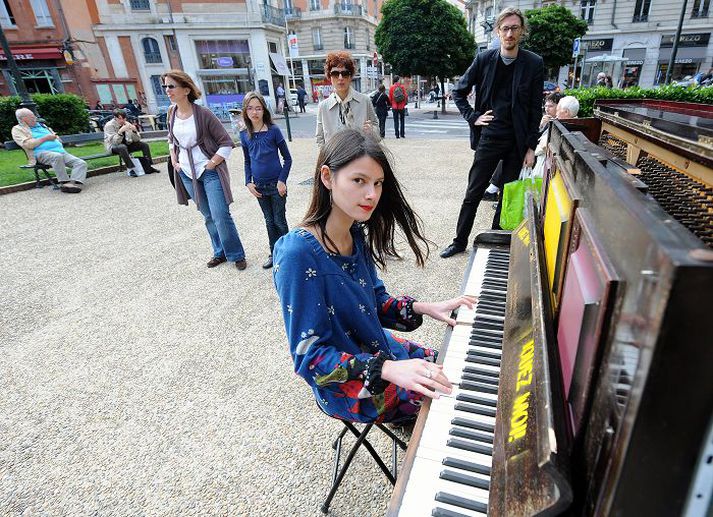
[255, 181, 288, 253]
[180, 170, 246, 261]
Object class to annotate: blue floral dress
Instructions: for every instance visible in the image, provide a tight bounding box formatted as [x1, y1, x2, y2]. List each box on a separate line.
[273, 226, 437, 423]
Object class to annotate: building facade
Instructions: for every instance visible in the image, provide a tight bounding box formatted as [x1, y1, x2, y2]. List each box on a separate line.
[0, 0, 96, 102]
[281, 0, 383, 101]
[89, 0, 294, 118]
[463, 0, 713, 89]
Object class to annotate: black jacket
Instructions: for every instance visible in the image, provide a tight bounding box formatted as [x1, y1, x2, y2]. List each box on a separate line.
[452, 48, 543, 157]
[371, 91, 390, 118]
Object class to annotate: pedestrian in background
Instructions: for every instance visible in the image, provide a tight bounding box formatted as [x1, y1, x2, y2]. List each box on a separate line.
[441, 6, 543, 258]
[372, 84, 390, 138]
[389, 75, 407, 139]
[240, 92, 292, 270]
[103, 108, 160, 177]
[164, 69, 248, 271]
[296, 85, 307, 113]
[316, 51, 379, 148]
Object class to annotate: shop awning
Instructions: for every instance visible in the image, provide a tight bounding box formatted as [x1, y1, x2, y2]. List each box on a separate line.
[0, 47, 63, 61]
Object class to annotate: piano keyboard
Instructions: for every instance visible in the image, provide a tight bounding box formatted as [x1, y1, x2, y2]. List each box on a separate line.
[397, 247, 510, 517]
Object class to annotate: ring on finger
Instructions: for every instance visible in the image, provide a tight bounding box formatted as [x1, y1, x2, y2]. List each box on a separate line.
[425, 369, 432, 379]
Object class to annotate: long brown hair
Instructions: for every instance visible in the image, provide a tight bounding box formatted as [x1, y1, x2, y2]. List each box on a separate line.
[301, 129, 431, 269]
[241, 91, 273, 138]
[160, 70, 202, 103]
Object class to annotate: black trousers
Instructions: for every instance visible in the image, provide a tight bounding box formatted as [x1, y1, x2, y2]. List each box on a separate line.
[393, 108, 405, 137]
[298, 99, 306, 113]
[453, 135, 523, 246]
[111, 141, 152, 169]
[377, 114, 387, 138]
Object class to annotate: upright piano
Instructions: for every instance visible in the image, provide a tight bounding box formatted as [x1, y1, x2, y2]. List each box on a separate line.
[388, 100, 713, 517]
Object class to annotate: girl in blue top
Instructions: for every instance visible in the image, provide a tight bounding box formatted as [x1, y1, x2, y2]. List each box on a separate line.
[273, 129, 475, 424]
[240, 92, 293, 269]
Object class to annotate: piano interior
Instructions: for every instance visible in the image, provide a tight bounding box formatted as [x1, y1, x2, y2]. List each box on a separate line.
[388, 100, 713, 517]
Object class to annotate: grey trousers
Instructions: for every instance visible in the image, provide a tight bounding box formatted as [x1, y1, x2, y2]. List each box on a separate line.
[35, 151, 88, 184]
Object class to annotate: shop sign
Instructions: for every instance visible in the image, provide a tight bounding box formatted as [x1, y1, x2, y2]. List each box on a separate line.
[215, 57, 233, 67]
[661, 33, 710, 48]
[583, 38, 613, 51]
[626, 60, 644, 65]
[0, 53, 35, 60]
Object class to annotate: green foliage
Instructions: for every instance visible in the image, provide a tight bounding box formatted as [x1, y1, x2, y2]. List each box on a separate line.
[523, 5, 587, 77]
[0, 94, 90, 142]
[563, 85, 713, 117]
[375, 0, 475, 79]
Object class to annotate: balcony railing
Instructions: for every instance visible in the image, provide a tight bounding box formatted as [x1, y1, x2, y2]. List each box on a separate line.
[632, 13, 649, 22]
[144, 52, 162, 64]
[130, 0, 150, 10]
[262, 5, 286, 25]
[691, 9, 709, 17]
[285, 7, 302, 19]
[334, 3, 363, 16]
[310, 2, 321, 11]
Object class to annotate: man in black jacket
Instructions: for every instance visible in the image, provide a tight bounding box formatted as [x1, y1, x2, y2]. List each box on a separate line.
[441, 7, 543, 258]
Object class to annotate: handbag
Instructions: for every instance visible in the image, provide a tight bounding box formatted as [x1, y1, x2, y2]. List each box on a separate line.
[130, 156, 146, 176]
[499, 166, 542, 231]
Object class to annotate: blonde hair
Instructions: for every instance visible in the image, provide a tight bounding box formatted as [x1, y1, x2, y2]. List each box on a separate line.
[241, 91, 273, 139]
[160, 69, 202, 103]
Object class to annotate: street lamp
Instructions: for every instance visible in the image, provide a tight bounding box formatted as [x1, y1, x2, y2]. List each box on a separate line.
[0, 24, 38, 115]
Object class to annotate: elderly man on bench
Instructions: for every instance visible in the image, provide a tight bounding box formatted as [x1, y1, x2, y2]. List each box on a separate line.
[103, 108, 159, 177]
[11, 108, 87, 193]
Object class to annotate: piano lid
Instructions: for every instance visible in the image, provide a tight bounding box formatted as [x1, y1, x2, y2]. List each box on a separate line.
[594, 99, 713, 174]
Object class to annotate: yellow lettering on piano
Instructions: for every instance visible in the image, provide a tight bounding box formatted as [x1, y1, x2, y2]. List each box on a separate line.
[516, 339, 535, 391]
[508, 391, 531, 442]
[516, 225, 530, 246]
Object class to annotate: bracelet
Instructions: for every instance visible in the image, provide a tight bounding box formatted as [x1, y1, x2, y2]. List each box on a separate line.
[364, 353, 389, 395]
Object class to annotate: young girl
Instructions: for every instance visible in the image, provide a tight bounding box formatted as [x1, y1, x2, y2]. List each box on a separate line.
[240, 92, 293, 269]
[273, 129, 475, 424]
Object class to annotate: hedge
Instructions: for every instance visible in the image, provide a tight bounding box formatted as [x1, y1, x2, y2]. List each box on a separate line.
[562, 84, 713, 117]
[0, 94, 90, 142]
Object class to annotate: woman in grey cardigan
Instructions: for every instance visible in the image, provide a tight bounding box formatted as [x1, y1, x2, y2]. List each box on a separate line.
[164, 69, 247, 270]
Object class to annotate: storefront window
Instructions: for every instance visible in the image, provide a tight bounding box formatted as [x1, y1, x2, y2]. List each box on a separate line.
[196, 40, 250, 70]
[201, 75, 252, 121]
[655, 62, 700, 84]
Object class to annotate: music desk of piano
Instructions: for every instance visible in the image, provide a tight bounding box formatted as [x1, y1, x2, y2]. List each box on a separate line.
[388, 103, 713, 517]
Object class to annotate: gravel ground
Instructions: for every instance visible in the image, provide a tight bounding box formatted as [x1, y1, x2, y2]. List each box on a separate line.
[0, 137, 496, 517]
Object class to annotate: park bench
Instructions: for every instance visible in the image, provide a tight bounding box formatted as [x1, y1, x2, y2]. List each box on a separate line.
[4, 130, 167, 189]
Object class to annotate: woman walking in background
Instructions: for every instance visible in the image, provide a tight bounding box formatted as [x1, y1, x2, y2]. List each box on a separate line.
[164, 69, 248, 270]
[240, 92, 292, 270]
[371, 84, 390, 138]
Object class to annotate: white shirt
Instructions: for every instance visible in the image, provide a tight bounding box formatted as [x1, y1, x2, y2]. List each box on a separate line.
[171, 115, 231, 178]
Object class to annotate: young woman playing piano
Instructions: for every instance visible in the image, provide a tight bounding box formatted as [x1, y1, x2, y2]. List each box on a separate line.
[273, 129, 475, 424]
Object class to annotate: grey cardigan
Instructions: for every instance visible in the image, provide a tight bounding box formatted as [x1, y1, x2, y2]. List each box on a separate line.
[167, 104, 235, 208]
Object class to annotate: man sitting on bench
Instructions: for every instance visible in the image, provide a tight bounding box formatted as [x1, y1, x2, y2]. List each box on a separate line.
[12, 108, 88, 194]
[103, 108, 159, 177]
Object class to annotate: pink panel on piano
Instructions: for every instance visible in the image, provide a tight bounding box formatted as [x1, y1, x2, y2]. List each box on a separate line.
[556, 209, 620, 436]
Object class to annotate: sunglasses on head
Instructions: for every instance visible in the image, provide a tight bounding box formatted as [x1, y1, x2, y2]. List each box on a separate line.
[329, 70, 352, 78]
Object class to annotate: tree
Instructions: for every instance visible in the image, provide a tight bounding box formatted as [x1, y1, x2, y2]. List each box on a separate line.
[522, 5, 588, 79]
[375, 0, 475, 113]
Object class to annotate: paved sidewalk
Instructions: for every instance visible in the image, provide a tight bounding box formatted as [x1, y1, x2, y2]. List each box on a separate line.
[0, 137, 495, 517]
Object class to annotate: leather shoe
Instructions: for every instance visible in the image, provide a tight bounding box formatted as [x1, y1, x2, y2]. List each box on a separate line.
[482, 191, 498, 202]
[235, 259, 247, 271]
[207, 256, 227, 268]
[439, 243, 465, 258]
[150, 167, 161, 174]
[262, 255, 273, 269]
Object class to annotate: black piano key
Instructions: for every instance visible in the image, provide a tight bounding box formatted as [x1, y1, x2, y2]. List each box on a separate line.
[447, 437, 494, 456]
[454, 402, 497, 417]
[468, 339, 501, 350]
[473, 320, 504, 331]
[464, 355, 501, 367]
[476, 293, 506, 303]
[440, 469, 491, 490]
[462, 366, 499, 378]
[450, 427, 494, 444]
[461, 372, 499, 385]
[435, 492, 488, 514]
[456, 392, 497, 407]
[465, 349, 501, 360]
[451, 417, 494, 433]
[443, 457, 491, 477]
[459, 380, 498, 395]
[482, 278, 508, 287]
[431, 507, 472, 517]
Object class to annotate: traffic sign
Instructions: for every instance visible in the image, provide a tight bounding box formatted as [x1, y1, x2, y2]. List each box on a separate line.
[572, 37, 581, 58]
